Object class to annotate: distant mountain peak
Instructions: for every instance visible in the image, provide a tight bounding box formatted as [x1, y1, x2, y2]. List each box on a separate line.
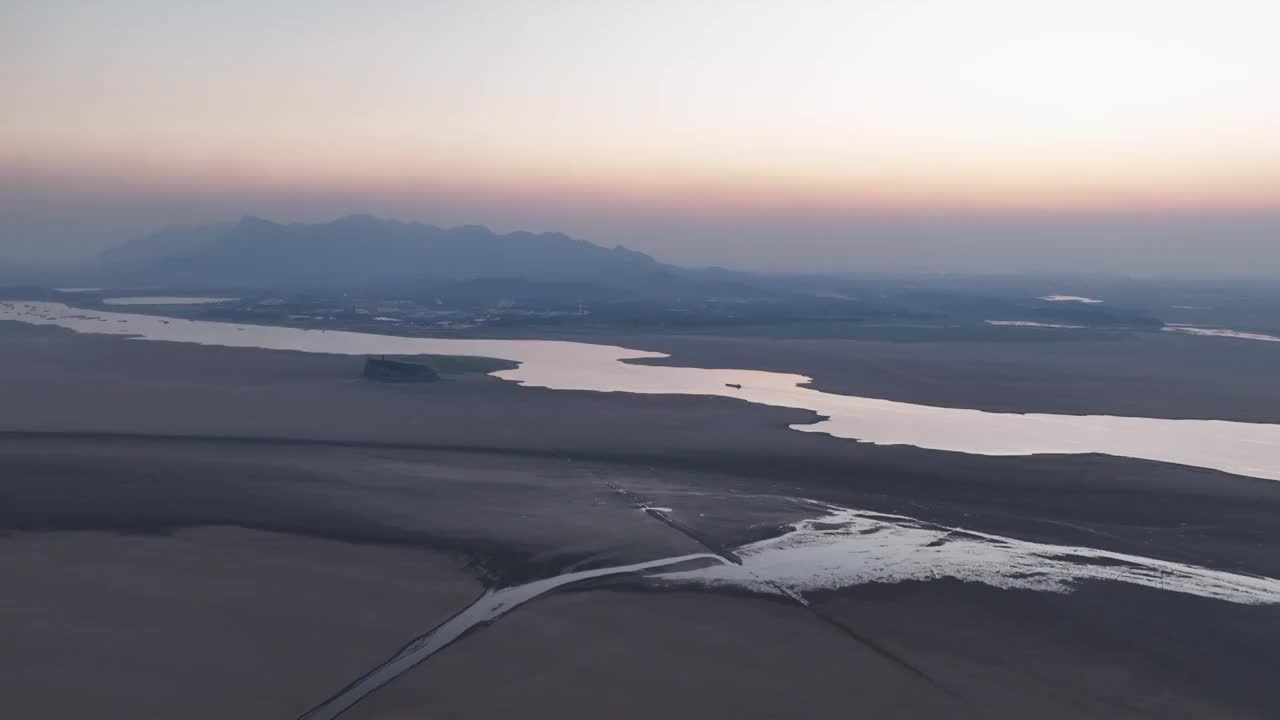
[95, 214, 678, 293]
[328, 213, 387, 228]
[449, 224, 495, 238]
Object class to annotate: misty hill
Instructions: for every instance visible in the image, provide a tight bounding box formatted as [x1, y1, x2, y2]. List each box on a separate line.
[100, 223, 235, 265]
[96, 215, 766, 301]
[82, 215, 1170, 333]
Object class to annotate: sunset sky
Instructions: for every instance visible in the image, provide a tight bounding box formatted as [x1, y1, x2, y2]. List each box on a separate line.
[3, 0, 1279, 272]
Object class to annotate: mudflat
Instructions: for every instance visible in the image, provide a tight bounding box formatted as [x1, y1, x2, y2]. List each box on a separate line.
[2, 320, 1279, 718]
[1, 529, 478, 720]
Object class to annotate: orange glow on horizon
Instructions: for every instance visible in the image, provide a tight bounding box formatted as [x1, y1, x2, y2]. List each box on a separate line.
[6, 146, 1279, 218]
[6, 1, 1280, 223]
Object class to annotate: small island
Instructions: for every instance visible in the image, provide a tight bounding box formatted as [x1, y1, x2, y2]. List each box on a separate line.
[363, 354, 518, 383]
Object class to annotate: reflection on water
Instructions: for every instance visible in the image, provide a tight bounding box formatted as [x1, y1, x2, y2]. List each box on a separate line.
[5, 301, 1280, 482]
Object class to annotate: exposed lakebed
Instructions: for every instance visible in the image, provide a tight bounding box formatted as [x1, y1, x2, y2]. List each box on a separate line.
[5, 300, 1280, 482]
[298, 495, 1280, 719]
[101, 296, 238, 306]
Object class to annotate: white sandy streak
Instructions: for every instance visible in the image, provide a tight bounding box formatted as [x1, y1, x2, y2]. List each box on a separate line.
[1039, 295, 1104, 304]
[985, 320, 1086, 328]
[297, 501, 1280, 720]
[660, 503, 1280, 606]
[1163, 326, 1280, 343]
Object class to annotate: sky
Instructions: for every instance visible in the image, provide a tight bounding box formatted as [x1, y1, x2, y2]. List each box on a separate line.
[3, 0, 1279, 274]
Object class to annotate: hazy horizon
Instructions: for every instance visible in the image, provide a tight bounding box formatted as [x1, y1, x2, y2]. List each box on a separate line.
[4, 1, 1279, 276]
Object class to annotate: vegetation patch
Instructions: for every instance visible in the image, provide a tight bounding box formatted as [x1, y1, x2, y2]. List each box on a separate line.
[377, 354, 518, 376]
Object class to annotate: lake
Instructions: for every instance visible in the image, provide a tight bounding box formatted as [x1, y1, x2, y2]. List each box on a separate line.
[4, 300, 1280, 482]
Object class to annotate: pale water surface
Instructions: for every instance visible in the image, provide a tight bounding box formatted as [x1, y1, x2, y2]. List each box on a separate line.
[1038, 295, 1104, 304]
[5, 301, 1280, 482]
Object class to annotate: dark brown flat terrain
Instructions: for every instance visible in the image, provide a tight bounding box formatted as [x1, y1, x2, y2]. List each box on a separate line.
[2, 320, 1279, 718]
[1, 529, 477, 720]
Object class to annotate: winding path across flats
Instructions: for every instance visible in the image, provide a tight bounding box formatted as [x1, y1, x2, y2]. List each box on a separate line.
[296, 553, 723, 720]
[297, 487, 1280, 719]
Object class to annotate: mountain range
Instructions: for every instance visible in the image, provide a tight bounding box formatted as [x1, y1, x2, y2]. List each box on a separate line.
[94, 215, 767, 302]
[24, 214, 1168, 331]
